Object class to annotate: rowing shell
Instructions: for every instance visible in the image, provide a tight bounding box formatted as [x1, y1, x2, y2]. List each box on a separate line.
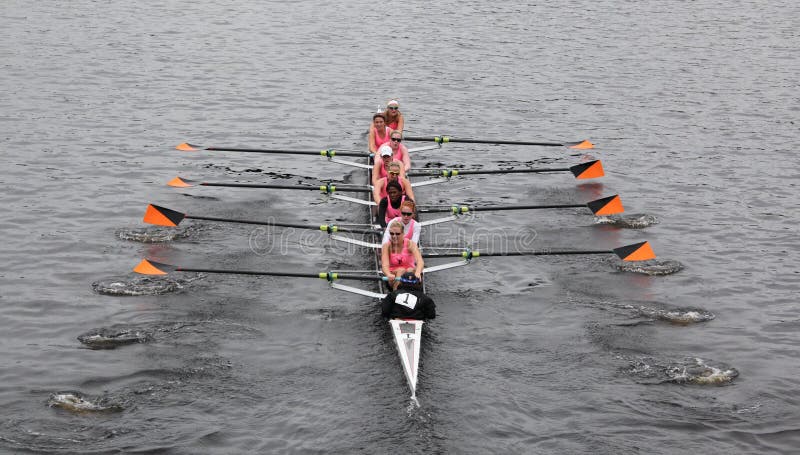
[366, 152, 425, 400]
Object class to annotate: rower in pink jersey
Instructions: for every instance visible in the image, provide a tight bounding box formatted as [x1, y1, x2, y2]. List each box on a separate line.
[372, 144, 402, 187]
[368, 113, 392, 154]
[386, 131, 411, 172]
[382, 200, 421, 245]
[381, 219, 423, 286]
[382, 99, 404, 132]
[373, 161, 414, 208]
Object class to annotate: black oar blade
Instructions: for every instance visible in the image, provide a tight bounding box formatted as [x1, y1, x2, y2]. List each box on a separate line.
[587, 195, 624, 215]
[167, 176, 196, 188]
[566, 140, 594, 149]
[570, 160, 604, 179]
[613, 241, 656, 261]
[176, 142, 202, 151]
[133, 259, 177, 275]
[143, 204, 185, 227]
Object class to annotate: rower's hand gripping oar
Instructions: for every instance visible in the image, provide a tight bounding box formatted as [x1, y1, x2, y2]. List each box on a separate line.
[143, 204, 379, 235]
[407, 160, 604, 180]
[418, 194, 624, 216]
[402, 135, 594, 149]
[422, 241, 657, 262]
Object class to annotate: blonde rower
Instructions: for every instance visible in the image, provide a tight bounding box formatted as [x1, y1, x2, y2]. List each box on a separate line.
[373, 161, 414, 209]
[383, 99, 405, 132]
[381, 219, 423, 286]
[382, 200, 420, 245]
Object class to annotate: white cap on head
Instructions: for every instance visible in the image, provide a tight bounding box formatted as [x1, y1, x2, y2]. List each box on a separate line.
[379, 144, 393, 156]
[387, 99, 399, 107]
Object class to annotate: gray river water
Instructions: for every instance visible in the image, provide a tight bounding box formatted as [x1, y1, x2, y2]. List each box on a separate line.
[1, 0, 798, 453]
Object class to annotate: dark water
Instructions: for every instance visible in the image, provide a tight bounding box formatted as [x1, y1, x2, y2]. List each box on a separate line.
[2, 0, 799, 453]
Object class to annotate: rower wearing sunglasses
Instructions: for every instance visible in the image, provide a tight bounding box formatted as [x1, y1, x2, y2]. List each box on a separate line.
[382, 99, 404, 133]
[381, 220, 424, 287]
[373, 162, 415, 218]
[386, 131, 411, 172]
[381, 199, 420, 245]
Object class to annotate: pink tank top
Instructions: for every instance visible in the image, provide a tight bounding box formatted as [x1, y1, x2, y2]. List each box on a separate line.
[385, 195, 406, 224]
[387, 121, 399, 130]
[372, 126, 391, 150]
[378, 179, 410, 201]
[389, 238, 415, 271]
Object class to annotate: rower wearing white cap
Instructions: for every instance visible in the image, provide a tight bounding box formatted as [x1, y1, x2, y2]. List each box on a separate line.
[382, 99, 404, 133]
[371, 142, 409, 187]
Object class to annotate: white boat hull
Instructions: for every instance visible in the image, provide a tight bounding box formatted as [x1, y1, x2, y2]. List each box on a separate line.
[389, 319, 423, 398]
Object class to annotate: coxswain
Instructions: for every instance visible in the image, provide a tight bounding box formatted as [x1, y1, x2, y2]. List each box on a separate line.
[381, 272, 435, 320]
[381, 220, 424, 286]
[382, 200, 420, 244]
[368, 113, 392, 154]
[373, 162, 415, 217]
[383, 99, 405, 133]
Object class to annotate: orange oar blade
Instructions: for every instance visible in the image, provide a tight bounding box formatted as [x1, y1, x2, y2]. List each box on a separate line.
[143, 204, 185, 227]
[176, 142, 201, 151]
[570, 160, 604, 179]
[568, 140, 594, 149]
[613, 241, 656, 261]
[167, 176, 196, 188]
[587, 195, 624, 215]
[133, 259, 173, 275]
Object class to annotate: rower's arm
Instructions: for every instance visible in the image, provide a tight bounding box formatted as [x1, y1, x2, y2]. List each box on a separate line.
[371, 160, 381, 187]
[376, 198, 388, 228]
[368, 127, 377, 153]
[409, 241, 424, 279]
[403, 178, 415, 202]
[380, 244, 393, 280]
[372, 180, 384, 209]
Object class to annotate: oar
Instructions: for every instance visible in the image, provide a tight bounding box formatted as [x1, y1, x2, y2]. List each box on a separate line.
[417, 194, 623, 216]
[407, 160, 604, 180]
[176, 143, 368, 158]
[402, 135, 594, 149]
[143, 204, 379, 235]
[166, 177, 372, 194]
[421, 241, 656, 262]
[134, 259, 383, 281]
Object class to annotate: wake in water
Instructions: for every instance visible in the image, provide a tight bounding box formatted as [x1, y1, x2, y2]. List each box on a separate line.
[623, 304, 715, 325]
[615, 259, 684, 276]
[594, 213, 659, 229]
[77, 325, 153, 349]
[47, 392, 124, 413]
[116, 224, 210, 243]
[91, 274, 201, 296]
[623, 356, 739, 385]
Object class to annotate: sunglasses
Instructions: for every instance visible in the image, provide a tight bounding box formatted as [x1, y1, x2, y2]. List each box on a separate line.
[387, 106, 399, 110]
[401, 212, 413, 216]
[389, 232, 403, 236]
[388, 171, 400, 176]
[390, 138, 402, 142]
